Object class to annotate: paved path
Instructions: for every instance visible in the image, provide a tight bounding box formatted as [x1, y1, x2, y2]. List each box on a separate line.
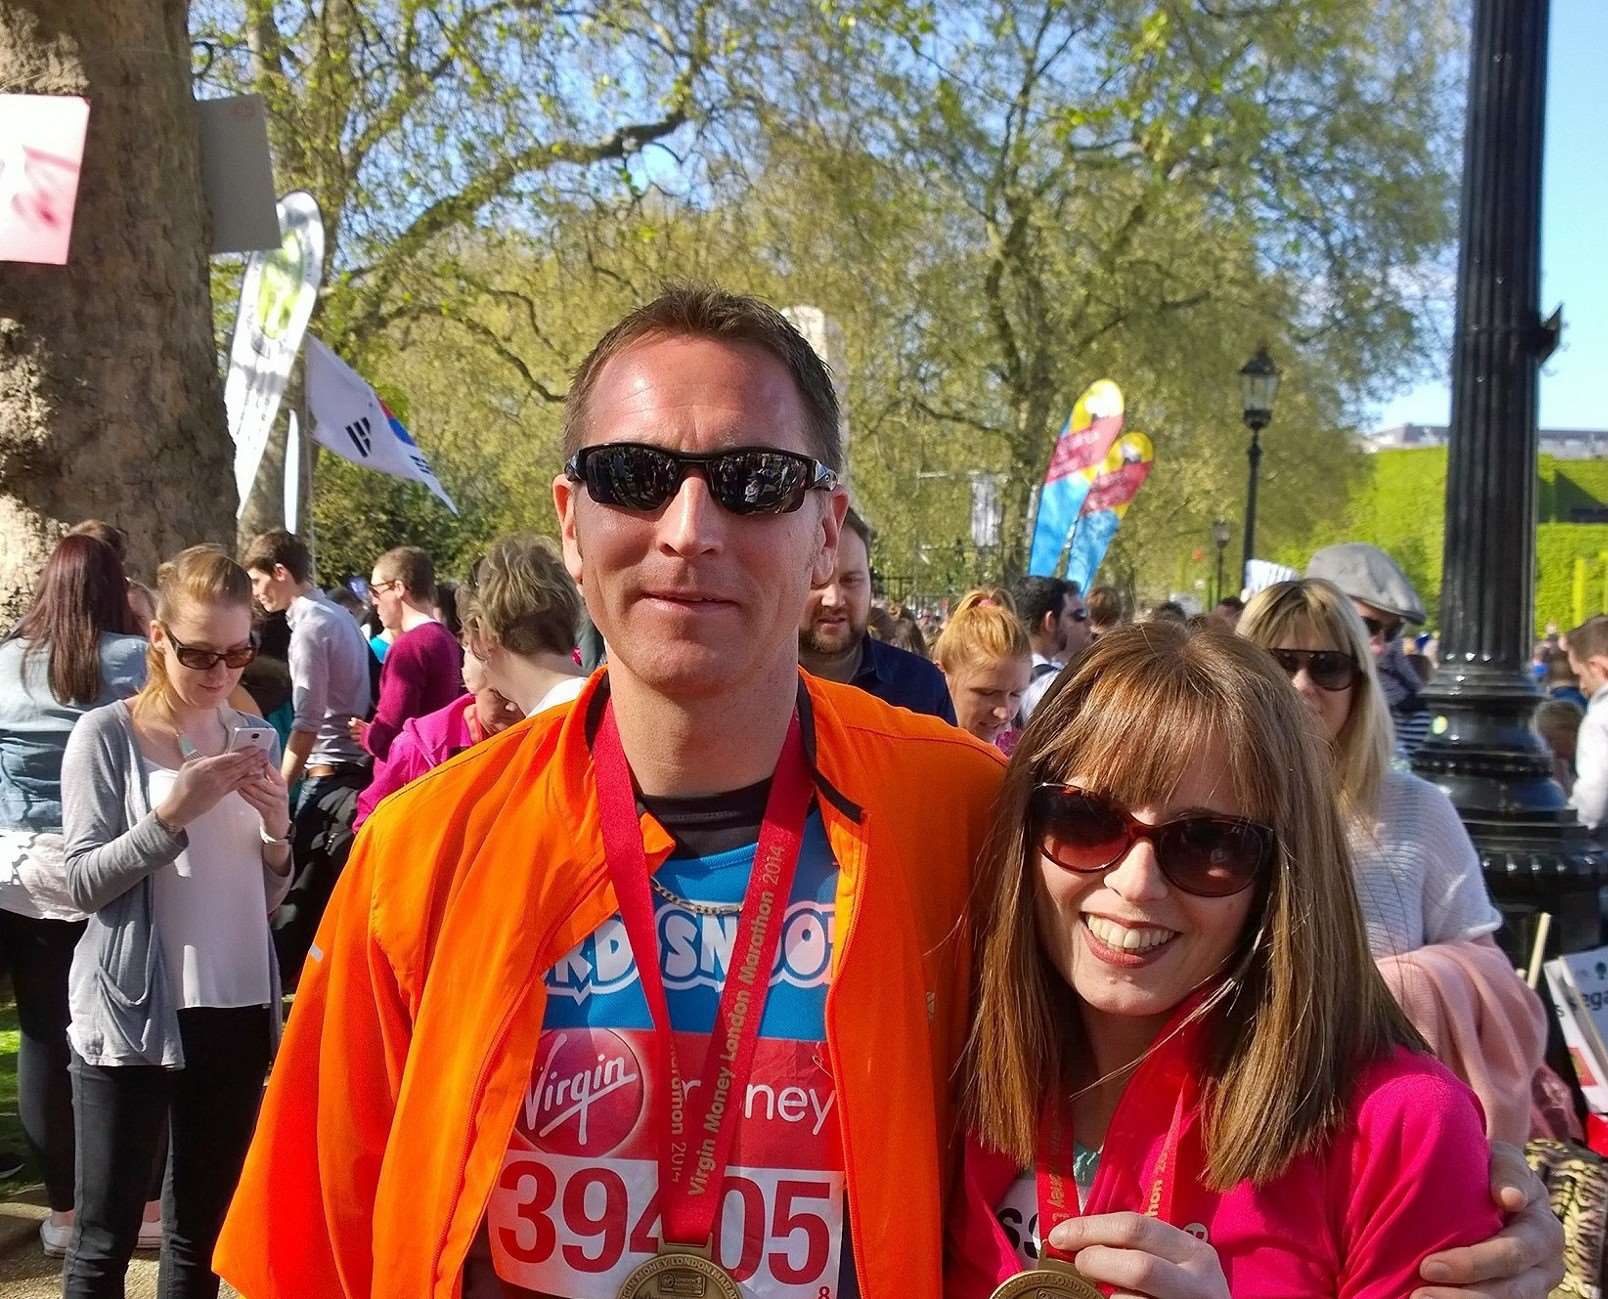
[0, 1186, 238, 1297]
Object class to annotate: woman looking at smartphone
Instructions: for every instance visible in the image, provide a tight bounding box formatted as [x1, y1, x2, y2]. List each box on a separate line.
[949, 623, 1503, 1299]
[60, 546, 292, 1299]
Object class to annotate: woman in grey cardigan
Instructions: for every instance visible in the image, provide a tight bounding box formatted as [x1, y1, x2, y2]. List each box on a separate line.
[0, 533, 145, 1255]
[60, 547, 291, 1299]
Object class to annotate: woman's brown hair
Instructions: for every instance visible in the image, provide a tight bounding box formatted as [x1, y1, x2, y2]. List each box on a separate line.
[460, 535, 582, 659]
[12, 534, 137, 705]
[131, 547, 254, 720]
[962, 621, 1421, 1189]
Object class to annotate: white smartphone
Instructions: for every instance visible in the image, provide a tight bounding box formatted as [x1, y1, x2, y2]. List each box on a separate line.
[228, 726, 275, 757]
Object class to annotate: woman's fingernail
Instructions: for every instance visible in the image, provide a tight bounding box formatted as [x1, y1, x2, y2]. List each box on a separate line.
[1421, 1262, 1451, 1283]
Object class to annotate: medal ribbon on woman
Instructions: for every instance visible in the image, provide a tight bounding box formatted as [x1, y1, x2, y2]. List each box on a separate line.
[989, 1079, 1193, 1299]
[595, 700, 814, 1299]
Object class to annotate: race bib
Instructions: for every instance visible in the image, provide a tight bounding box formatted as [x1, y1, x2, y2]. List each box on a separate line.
[487, 1027, 846, 1299]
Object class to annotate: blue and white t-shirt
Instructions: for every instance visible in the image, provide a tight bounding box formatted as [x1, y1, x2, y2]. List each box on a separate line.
[479, 813, 858, 1299]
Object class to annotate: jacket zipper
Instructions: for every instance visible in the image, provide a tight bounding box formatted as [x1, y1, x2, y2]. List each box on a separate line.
[822, 808, 874, 1299]
[431, 862, 607, 1297]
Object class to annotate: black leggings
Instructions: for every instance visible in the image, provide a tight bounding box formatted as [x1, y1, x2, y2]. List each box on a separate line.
[64, 1005, 270, 1299]
[0, 907, 83, 1211]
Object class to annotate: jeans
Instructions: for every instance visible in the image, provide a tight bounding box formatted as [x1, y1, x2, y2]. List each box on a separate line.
[64, 1005, 270, 1299]
[271, 765, 367, 986]
[0, 907, 83, 1211]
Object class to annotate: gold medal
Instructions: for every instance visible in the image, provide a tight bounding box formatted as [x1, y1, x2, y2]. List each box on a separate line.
[988, 1258, 1105, 1299]
[616, 1246, 744, 1299]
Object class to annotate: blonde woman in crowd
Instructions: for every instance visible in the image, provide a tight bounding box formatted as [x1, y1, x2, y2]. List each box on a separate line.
[1239, 579, 1547, 1144]
[459, 534, 587, 717]
[60, 547, 290, 1298]
[934, 588, 1032, 750]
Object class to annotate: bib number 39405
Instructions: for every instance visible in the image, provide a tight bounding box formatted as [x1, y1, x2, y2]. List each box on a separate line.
[488, 1155, 845, 1299]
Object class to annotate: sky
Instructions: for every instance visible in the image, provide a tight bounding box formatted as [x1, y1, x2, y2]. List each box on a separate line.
[1372, 0, 1607, 433]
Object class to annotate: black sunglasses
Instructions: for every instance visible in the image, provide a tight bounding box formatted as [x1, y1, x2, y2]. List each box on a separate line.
[1031, 785, 1273, 898]
[1268, 647, 1361, 692]
[565, 443, 838, 516]
[1361, 615, 1403, 642]
[160, 625, 258, 671]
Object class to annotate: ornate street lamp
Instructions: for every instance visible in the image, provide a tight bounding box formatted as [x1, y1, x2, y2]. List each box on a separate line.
[1211, 519, 1232, 603]
[1238, 347, 1280, 583]
[1412, 0, 1605, 958]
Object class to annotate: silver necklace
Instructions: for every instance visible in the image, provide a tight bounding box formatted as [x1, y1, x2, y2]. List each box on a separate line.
[648, 875, 743, 917]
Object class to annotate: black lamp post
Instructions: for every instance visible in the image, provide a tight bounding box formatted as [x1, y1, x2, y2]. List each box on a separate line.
[1238, 347, 1280, 585]
[1211, 519, 1232, 604]
[1412, 0, 1606, 959]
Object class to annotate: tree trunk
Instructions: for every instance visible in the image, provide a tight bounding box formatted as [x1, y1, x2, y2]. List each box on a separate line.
[0, 0, 230, 614]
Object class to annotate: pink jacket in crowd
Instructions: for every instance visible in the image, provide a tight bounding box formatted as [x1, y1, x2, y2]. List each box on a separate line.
[354, 693, 477, 831]
[946, 1020, 1501, 1299]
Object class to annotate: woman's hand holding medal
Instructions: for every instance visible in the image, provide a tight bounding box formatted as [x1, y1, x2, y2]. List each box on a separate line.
[1045, 1213, 1229, 1299]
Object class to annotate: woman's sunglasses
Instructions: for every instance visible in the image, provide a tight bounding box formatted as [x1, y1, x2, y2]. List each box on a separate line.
[565, 442, 838, 516]
[160, 625, 259, 671]
[1031, 785, 1273, 898]
[1268, 647, 1361, 692]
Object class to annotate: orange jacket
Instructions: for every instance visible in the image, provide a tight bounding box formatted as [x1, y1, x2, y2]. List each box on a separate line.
[215, 670, 1005, 1299]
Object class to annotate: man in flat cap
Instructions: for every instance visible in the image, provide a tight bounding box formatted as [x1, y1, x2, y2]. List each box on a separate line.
[1308, 542, 1432, 755]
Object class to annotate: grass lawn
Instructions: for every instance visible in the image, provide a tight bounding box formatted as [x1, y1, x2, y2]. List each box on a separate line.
[0, 985, 43, 1200]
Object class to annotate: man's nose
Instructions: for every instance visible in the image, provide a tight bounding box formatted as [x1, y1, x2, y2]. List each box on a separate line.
[657, 473, 724, 557]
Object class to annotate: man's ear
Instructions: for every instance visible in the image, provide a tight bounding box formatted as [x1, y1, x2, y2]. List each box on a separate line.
[553, 473, 585, 588]
[810, 489, 850, 588]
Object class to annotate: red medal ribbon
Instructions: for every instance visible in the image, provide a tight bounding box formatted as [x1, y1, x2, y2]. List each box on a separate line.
[1035, 1079, 1193, 1265]
[593, 699, 814, 1252]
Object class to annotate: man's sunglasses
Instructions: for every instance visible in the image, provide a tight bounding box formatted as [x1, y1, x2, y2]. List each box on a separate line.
[1361, 615, 1403, 642]
[1031, 785, 1273, 898]
[1268, 647, 1361, 692]
[160, 625, 258, 671]
[565, 443, 838, 516]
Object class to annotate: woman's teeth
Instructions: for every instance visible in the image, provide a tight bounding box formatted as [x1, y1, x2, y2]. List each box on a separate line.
[1085, 915, 1176, 952]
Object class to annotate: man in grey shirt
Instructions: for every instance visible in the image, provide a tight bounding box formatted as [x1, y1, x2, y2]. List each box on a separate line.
[243, 529, 373, 985]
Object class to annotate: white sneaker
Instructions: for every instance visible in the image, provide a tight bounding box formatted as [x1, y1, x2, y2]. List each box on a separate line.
[39, 1215, 71, 1258]
[135, 1216, 162, 1250]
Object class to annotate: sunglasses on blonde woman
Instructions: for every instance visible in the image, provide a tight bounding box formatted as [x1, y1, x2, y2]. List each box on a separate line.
[1031, 785, 1273, 898]
[1268, 647, 1361, 692]
[160, 625, 259, 671]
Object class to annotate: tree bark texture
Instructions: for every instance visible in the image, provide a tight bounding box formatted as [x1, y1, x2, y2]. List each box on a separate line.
[0, 0, 230, 616]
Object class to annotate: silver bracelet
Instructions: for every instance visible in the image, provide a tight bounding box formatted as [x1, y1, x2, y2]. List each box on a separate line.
[259, 824, 291, 847]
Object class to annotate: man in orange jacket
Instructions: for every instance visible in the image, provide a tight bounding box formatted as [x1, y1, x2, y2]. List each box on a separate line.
[216, 287, 1561, 1299]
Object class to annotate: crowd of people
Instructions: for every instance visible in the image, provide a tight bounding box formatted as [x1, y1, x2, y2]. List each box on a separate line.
[0, 285, 1577, 1297]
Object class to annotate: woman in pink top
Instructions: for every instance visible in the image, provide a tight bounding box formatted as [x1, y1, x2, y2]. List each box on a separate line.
[948, 623, 1504, 1299]
[353, 651, 521, 831]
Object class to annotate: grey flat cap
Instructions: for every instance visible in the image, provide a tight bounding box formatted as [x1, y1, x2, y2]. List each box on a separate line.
[1306, 542, 1426, 624]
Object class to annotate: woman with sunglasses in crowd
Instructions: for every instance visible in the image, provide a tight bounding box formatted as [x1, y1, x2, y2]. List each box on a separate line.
[948, 623, 1504, 1299]
[0, 534, 146, 1256]
[59, 546, 291, 1298]
[1238, 580, 1546, 1145]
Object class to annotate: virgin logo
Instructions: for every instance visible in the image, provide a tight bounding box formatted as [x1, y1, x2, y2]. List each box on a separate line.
[518, 1027, 645, 1157]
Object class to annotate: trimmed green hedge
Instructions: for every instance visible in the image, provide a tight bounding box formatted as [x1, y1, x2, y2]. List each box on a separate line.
[1277, 447, 1608, 636]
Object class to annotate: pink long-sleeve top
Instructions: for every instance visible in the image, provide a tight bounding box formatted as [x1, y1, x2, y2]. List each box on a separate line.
[946, 1014, 1500, 1299]
[354, 693, 478, 832]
